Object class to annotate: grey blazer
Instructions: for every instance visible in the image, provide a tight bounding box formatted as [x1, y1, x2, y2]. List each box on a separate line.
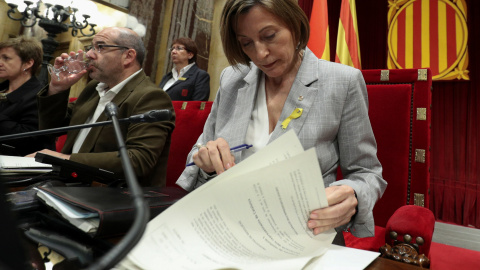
[177, 48, 387, 237]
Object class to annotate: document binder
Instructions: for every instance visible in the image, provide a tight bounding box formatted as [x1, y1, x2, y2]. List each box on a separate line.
[36, 186, 188, 238]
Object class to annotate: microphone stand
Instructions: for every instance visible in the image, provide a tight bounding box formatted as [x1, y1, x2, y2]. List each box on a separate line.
[0, 110, 171, 186]
[0, 117, 155, 142]
[0, 103, 171, 269]
[86, 102, 149, 270]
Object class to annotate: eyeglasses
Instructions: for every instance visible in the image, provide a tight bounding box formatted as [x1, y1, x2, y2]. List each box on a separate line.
[86, 44, 130, 54]
[170, 46, 186, 52]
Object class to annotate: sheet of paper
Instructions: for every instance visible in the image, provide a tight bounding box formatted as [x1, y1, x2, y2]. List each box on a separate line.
[303, 244, 380, 270]
[121, 144, 336, 270]
[0, 155, 52, 169]
[0, 155, 52, 173]
[193, 129, 306, 195]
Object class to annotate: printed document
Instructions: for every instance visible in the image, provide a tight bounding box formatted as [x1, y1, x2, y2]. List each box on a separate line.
[0, 155, 52, 174]
[118, 130, 337, 270]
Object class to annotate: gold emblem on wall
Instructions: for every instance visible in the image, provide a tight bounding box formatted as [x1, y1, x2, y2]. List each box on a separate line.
[387, 0, 469, 80]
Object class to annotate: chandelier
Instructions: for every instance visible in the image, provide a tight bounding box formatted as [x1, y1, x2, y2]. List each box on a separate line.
[2, 0, 98, 84]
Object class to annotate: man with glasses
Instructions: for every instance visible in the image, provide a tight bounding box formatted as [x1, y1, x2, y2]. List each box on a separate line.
[33, 27, 175, 187]
[158, 37, 210, 101]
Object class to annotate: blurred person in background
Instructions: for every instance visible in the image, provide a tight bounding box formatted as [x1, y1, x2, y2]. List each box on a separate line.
[0, 36, 54, 156]
[159, 37, 210, 101]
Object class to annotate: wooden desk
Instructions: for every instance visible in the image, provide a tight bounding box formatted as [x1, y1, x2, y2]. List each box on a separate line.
[366, 257, 422, 270]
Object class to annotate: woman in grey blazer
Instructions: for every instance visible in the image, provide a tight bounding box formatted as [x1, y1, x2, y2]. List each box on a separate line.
[177, 0, 387, 241]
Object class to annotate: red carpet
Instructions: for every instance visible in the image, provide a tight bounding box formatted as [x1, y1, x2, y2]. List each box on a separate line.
[345, 229, 480, 269]
[429, 242, 480, 270]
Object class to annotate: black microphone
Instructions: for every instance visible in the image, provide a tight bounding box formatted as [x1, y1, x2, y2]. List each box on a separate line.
[0, 109, 173, 142]
[127, 109, 172, 123]
[88, 101, 149, 270]
[0, 102, 168, 269]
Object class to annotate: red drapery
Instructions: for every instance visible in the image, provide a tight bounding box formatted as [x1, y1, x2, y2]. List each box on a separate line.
[298, 0, 480, 228]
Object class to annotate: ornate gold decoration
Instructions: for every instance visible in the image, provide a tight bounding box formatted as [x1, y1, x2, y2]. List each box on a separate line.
[418, 69, 428, 81]
[415, 149, 426, 163]
[414, 193, 425, 207]
[380, 70, 390, 81]
[417, 108, 427, 120]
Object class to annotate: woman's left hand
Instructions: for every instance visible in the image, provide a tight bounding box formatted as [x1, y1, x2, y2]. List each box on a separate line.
[307, 185, 358, 235]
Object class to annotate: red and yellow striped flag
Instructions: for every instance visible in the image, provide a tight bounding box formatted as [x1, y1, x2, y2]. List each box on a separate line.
[387, 0, 469, 80]
[307, 0, 330, 61]
[335, 0, 361, 69]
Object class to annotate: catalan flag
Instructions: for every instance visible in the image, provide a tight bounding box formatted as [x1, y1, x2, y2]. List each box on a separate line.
[335, 0, 361, 69]
[307, 0, 330, 61]
[387, 0, 469, 80]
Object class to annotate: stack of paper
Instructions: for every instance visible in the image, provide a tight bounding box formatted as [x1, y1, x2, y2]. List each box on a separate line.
[118, 130, 339, 270]
[0, 155, 52, 175]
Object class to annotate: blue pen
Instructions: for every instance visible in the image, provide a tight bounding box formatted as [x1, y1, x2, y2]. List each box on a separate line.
[186, 144, 253, 167]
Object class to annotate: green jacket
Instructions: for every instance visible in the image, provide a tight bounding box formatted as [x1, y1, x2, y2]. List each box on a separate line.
[38, 71, 175, 187]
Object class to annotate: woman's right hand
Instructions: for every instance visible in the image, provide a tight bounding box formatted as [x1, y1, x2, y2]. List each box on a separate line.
[48, 50, 88, 96]
[192, 138, 236, 175]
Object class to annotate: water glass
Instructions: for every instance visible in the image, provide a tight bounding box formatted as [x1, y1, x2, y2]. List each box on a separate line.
[47, 53, 90, 81]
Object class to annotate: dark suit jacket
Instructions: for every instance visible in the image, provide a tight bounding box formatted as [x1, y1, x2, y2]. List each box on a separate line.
[37, 71, 175, 187]
[0, 77, 54, 156]
[159, 64, 210, 101]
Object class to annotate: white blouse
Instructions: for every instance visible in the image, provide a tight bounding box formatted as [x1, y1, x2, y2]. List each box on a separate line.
[244, 73, 272, 159]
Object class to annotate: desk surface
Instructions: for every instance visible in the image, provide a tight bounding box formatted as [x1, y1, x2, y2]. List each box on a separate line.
[366, 257, 422, 270]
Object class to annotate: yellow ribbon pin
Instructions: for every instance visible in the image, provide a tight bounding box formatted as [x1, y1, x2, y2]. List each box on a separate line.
[281, 108, 303, 129]
[178, 77, 187, 81]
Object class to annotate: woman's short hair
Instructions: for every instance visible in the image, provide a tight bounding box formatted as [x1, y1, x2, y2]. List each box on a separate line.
[172, 37, 198, 64]
[0, 36, 43, 75]
[220, 0, 310, 66]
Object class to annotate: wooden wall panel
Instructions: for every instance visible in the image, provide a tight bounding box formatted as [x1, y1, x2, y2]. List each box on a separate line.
[129, 0, 213, 83]
[163, 0, 214, 74]
[129, 0, 167, 81]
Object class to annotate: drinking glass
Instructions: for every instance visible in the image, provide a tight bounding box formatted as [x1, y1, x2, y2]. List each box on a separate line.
[47, 53, 90, 81]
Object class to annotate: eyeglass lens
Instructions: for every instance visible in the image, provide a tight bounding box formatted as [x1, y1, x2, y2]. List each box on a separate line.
[170, 46, 185, 52]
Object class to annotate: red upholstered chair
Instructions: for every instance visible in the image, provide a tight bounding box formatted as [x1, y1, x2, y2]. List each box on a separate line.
[166, 101, 213, 187]
[380, 205, 435, 268]
[343, 69, 433, 260]
[54, 100, 213, 188]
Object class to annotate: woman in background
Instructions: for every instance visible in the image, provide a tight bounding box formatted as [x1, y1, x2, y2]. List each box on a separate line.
[0, 36, 54, 156]
[158, 37, 210, 101]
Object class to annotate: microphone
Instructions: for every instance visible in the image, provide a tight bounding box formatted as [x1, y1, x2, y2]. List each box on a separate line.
[127, 109, 172, 123]
[88, 102, 149, 270]
[0, 102, 169, 269]
[0, 109, 173, 142]
[105, 101, 119, 118]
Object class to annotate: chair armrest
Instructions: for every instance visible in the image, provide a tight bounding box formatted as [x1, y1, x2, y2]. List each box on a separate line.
[380, 205, 435, 268]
